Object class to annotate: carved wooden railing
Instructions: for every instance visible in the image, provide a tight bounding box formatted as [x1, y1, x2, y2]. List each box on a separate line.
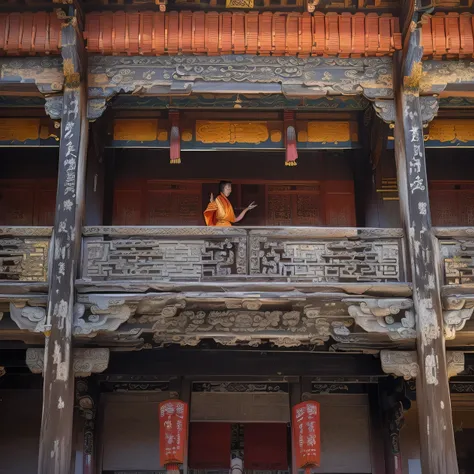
[434, 227, 474, 285]
[81, 227, 405, 283]
[0, 227, 52, 282]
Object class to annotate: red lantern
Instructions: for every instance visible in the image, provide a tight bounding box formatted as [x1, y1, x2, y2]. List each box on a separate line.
[159, 399, 189, 474]
[292, 401, 321, 474]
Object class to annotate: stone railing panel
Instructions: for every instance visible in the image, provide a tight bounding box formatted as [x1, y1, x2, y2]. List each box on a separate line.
[249, 228, 404, 282]
[82, 227, 405, 284]
[0, 227, 52, 282]
[434, 227, 474, 285]
[82, 227, 247, 281]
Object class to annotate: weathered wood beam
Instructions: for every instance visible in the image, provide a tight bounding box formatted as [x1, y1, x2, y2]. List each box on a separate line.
[38, 6, 89, 474]
[393, 15, 459, 474]
[104, 349, 384, 377]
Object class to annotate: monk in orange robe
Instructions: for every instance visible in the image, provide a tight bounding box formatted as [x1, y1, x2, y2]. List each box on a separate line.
[204, 181, 257, 227]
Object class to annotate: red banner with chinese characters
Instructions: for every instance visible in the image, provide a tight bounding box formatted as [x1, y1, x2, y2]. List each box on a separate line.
[159, 399, 189, 467]
[292, 401, 321, 471]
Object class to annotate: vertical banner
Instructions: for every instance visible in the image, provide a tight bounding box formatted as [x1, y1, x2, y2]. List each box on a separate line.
[159, 400, 189, 470]
[292, 401, 321, 472]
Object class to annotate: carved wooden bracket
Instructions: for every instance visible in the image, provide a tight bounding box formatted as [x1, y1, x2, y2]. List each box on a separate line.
[10, 301, 132, 337]
[343, 298, 416, 340]
[381, 350, 419, 380]
[381, 350, 465, 380]
[10, 303, 47, 333]
[26, 348, 110, 377]
[373, 96, 439, 125]
[73, 301, 134, 336]
[444, 307, 474, 340]
[0, 366, 5, 377]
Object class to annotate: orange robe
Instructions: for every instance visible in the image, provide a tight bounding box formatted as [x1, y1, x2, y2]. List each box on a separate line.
[204, 193, 236, 227]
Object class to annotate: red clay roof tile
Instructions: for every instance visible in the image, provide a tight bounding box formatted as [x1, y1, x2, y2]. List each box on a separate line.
[0, 10, 402, 58]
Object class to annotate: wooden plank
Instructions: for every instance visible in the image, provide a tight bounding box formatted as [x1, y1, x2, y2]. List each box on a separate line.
[38, 9, 89, 474]
[393, 26, 458, 474]
[104, 349, 384, 377]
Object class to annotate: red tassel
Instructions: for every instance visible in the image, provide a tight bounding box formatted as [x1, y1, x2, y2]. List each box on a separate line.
[166, 463, 180, 474]
[169, 111, 181, 165]
[285, 124, 298, 167]
[284, 110, 298, 167]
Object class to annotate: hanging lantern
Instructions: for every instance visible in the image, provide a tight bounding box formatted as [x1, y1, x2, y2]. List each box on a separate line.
[292, 401, 321, 474]
[159, 399, 189, 474]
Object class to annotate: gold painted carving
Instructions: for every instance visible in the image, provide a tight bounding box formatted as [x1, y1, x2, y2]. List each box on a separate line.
[196, 121, 269, 144]
[270, 130, 282, 142]
[428, 120, 474, 143]
[22, 240, 50, 281]
[157, 130, 168, 141]
[114, 119, 159, 141]
[226, 0, 254, 7]
[298, 130, 308, 143]
[305, 121, 351, 144]
[0, 119, 41, 142]
[182, 130, 193, 142]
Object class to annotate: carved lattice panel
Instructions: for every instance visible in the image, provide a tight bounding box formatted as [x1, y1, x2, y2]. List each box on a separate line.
[249, 232, 401, 282]
[83, 233, 247, 281]
[296, 193, 321, 226]
[439, 239, 474, 285]
[430, 191, 459, 227]
[0, 237, 50, 281]
[267, 193, 292, 226]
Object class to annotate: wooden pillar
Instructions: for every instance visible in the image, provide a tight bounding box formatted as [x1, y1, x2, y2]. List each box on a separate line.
[368, 385, 386, 474]
[85, 119, 107, 226]
[76, 378, 99, 474]
[289, 380, 302, 474]
[38, 8, 88, 474]
[379, 379, 410, 474]
[393, 24, 458, 474]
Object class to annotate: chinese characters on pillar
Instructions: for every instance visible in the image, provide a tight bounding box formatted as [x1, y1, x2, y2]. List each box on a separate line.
[407, 119, 428, 215]
[292, 401, 321, 473]
[159, 400, 189, 470]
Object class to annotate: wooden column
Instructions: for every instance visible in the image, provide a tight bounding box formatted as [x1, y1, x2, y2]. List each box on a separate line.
[76, 378, 99, 474]
[393, 24, 458, 474]
[379, 379, 409, 474]
[368, 385, 386, 474]
[289, 380, 302, 474]
[84, 119, 107, 226]
[38, 8, 89, 474]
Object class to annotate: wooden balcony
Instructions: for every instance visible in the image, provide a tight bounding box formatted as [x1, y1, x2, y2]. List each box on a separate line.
[79, 226, 407, 293]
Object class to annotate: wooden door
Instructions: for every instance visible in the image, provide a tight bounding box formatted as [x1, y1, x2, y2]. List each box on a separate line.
[114, 180, 202, 226]
[322, 180, 356, 227]
[429, 181, 474, 226]
[0, 179, 56, 226]
[112, 179, 356, 227]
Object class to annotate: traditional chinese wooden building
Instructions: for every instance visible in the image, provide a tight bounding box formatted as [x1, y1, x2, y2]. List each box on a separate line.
[3, 0, 474, 473]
